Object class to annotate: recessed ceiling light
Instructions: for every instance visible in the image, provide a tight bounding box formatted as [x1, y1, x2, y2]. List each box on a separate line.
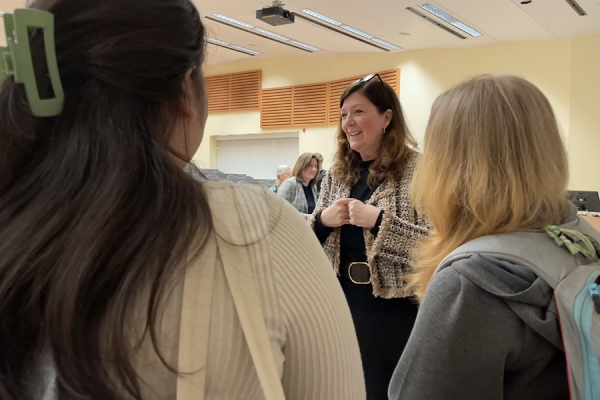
[300, 8, 342, 26]
[520, 0, 532, 4]
[299, 9, 402, 51]
[289, 40, 321, 52]
[253, 27, 290, 42]
[211, 13, 255, 29]
[340, 25, 373, 39]
[398, 32, 411, 36]
[371, 38, 401, 50]
[417, 3, 482, 37]
[206, 37, 262, 56]
[207, 13, 321, 53]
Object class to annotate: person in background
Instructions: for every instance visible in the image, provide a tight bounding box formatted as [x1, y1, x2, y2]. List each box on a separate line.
[0, 0, 366, 399]
[389, 75, 578, 400]
[278, 152, 321, 219]
[315, 153, 327, 192]
[309, 73, 428, 400]
[269, 164, 292, 193]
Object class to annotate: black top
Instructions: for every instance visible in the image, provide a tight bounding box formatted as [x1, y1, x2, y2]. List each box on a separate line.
[314, 160, 384, 262]
[302, 184, 316, 214]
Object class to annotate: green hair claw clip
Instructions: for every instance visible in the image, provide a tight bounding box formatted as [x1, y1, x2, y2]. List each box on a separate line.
[0, 9, 64, 117]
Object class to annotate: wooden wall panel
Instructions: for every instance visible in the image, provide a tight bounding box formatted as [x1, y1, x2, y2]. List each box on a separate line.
[205, 74, 231, 113]
[379, 69, 400, 93]
[230, 70, 261, 111]
[328, 77, 356, 124]
[261, 87, 293, 128]
[292, 83, 328, 126]
[205, 70, 261, 113]
[211, 68, 400, 128]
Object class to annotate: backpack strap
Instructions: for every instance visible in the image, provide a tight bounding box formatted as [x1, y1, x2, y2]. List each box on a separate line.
[177, 234, 218, 400]
[210, 185, 286, 400]
[438, 216, 600, 289]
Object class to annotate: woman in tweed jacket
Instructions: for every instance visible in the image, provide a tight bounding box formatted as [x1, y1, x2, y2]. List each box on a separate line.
[308, 73, 428, 400]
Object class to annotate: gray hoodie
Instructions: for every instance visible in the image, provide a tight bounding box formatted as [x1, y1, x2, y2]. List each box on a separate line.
[389, 254, 569, 400]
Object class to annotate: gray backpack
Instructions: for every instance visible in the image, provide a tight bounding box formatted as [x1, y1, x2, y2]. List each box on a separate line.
[439, 215, 600, 400]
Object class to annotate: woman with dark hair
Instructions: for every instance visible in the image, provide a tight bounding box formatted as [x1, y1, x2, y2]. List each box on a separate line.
[0, 1, 365, 399]
[309, 73, 429, 400]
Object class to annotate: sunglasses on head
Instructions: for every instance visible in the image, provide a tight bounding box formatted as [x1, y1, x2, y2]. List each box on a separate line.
[354, 73, 383, 84]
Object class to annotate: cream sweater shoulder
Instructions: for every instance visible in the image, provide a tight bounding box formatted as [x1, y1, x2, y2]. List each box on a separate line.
[201, 181, 365, 400]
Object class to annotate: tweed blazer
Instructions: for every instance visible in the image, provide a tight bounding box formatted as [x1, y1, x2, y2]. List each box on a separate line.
[277, 177, 319, 217]
[309, 150, 429, 298]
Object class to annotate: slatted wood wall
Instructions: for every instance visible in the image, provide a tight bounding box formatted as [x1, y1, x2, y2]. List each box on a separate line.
[205, 70, 261, 113]
[261, 87, 293, 128]
[205, 69, 400, 128]
[261, 69, 400, 128]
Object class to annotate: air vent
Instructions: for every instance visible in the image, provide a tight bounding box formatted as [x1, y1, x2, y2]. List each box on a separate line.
[565, 0, 587, 16]
[406, 7, 467, 39]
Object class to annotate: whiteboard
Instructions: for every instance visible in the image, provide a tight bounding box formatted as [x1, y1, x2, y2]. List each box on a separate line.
[217, 137, 299, 180]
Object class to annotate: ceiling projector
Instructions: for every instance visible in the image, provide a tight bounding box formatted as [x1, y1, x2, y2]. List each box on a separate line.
[256, 5, 295, 26]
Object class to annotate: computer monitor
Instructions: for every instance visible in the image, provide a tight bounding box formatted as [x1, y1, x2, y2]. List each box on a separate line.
[568, 190, 600, 212]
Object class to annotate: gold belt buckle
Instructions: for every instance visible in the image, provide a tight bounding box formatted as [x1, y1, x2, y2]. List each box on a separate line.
[348, 262, 371, 285]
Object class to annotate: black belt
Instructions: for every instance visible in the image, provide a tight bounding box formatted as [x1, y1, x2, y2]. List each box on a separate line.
[341, 261, 371, 285]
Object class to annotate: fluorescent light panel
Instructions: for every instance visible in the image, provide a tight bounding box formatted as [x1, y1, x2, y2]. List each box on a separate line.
[211, 13, 255, 29]
[300, 9, 402, 50]
[417, 3, 482, 37]
[371, 38, 401, 50]
[206, 37, 261, 56]
[254, 28, 290, 41]
[289, 41, 320, 52]
[340, 25, 373, 39]
[301, 8, 342, 26]
[209, 13, 320, 52]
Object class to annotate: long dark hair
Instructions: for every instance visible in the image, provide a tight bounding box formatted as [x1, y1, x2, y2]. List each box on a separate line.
[0, 0, 212, 399]
[330, 79, 417, 187]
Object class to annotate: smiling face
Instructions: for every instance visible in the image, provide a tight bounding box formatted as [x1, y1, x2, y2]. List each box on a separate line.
[302, 158, 319, 184]
[341, 91, 392, 161]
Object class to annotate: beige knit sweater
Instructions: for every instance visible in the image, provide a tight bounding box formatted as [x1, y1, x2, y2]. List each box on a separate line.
[138, 181, 366, 400]
[309, 150, 429, 299]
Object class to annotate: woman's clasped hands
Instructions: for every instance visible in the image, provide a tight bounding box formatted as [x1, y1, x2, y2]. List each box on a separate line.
[320, 199, 381, 229]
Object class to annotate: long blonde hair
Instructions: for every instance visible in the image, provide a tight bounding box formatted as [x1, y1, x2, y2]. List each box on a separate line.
[408, 75, 570, 300]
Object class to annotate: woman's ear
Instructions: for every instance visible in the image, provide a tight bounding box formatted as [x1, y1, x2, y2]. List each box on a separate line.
[181, 68, 198, 119]
[384, 109, 393, 128]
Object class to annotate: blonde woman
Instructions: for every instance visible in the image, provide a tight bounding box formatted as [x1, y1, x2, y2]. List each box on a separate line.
[277, 153, 321, 218]
[389, 75, 588, 399]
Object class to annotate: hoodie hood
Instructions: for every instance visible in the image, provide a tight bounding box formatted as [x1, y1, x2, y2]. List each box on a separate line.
[453, 253, 563, 350]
